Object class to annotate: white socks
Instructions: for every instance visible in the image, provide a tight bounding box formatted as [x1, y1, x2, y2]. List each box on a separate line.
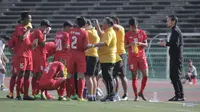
[0, 74, 5, 86]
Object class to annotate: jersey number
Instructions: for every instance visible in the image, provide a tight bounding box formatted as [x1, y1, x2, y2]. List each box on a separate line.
[44, 64, 51, 73]
[71, 36, 77, 49]
[55, 39, 62, 51]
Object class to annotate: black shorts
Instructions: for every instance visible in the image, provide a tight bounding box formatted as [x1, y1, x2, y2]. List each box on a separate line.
[100, 63, 115, 80]
[86, 56, 98, 76]
[113, 60, 124, 78]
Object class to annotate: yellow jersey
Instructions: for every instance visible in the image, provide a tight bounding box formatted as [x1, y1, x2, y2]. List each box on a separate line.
[85, 27, 100, 57]
[98, 27, 117, 63]
[114, 25, 126, 55]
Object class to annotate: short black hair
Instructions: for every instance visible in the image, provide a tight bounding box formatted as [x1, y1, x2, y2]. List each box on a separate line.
[63, 20, 73, 28]
[104, 17, 114, 26]
[86, 19, 92, 26]
[129, 17, 138, 27]
[1, 35, 10, 41]
[20, 11, 30, 20]
[111, 15, 119, 24]
[40, 19, 51, 27]
[168, 15, 178, 25]
[76, 17, 86, 28]
[188, 59, 192, 63]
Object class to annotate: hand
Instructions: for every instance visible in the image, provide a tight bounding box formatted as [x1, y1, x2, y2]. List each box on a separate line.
[136, 42, 143, 46]
[87, 43, 94, 49]
[43, 27, 51, 35]
[159, 42, 166, 46]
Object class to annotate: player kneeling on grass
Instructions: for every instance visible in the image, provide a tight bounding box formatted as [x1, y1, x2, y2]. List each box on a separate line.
[184, 59, 198, 85]
[38, 61, 68, 101]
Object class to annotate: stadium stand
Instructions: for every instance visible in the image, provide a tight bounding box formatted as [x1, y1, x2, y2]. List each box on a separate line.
[0, 0, 199, 78]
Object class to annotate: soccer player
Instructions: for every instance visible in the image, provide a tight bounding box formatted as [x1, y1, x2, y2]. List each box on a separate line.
[84, 19, 100, 101]
[14, 12, 34, 100]
[30, 19, 51, 99]
[0, 36, 10, 90]
[125, 17, 148, 101]
[111, 16, 128, 100]
[53, 21, 73, 98]
[67, 17, 89, 101]
[38, 61, 67, 101]
[185, 59, 197, 85]
[7, 32, 21, 98]
[90, 17, 117, 102]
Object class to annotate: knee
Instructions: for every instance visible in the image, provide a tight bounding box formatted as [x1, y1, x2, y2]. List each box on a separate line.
[132, 71, 138, 79]
[78, 73, 85, 79]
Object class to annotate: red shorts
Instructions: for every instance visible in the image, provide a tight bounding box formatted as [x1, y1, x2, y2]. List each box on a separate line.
[39, 78, 64, 90]
[18, 56, 33, 71]
[128, 56, 148, 71]
[33, 57, 47, 73]
[54, 54, 70, 68]
[68, 51, 86, 74]
[11, 56, 19, 75]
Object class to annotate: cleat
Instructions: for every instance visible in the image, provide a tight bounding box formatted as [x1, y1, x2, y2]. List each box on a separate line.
[134, 96, 139, 101]
[70, 94, 78, 100]
[23, 96, 35, 100]
[66, 97, 72, 101]
[34, 94, 41, 99]
[41, 92, 47, 100]
[77, 98, 87, 102]
[121, 94, 128, 101]
[58, 96, 66, 101]
[16, 96, 23, 100]
[138, 92, 147, 101]
[87, 97, 93, 101]
[6, 95, 14, 99]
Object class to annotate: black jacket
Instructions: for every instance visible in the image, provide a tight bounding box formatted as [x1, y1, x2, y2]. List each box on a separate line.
[166, 26, 183, 58]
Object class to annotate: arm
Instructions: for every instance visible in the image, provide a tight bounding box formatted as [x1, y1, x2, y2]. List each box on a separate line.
[166, 31, 179, 47]
[137, 39, 148, 48]
[94, 20, 103, 37]
[19, 28, 31, 41]
[113, 24, 120, 31]
[2, 53, 9, 63]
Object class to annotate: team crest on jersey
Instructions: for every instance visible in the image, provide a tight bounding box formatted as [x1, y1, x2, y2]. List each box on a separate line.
[138, 34, 141, 38]
[130, 64, 134, 70]
[20, 63, 24, 69]
[129, 36, 133, 39]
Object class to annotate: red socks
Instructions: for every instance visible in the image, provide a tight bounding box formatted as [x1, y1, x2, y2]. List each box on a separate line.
[78, 78, 85, 98]
[9, 75, 16, 95]
[24, 77, 30, 97]
[140, 77, 148, 93]
[16, 77, 23, 97]
[31, 77, 37, 95]
[132, 78, 138, 97]
[57, 81, 66, 96]
[192, 78, 197, 84]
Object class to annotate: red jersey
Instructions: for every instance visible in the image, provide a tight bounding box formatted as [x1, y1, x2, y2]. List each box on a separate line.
[69, 28, 89, 52]
[54, 31, 70, 55]
[125, 29, 148, 58]
[8, 32, 19, 54]
[13, 24, 32, 57]
[40, 61, 64, 80]
[45, 42, 56, 58]
[30, 29, 46, 56]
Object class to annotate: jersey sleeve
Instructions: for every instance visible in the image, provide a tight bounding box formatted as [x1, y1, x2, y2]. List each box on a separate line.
[102, 32, 112, 46]
[15, 25, 24, 37]
[142, 30, 148, 41]
[8, 35, 16, 48]
[84, 31, 89, 48]
[37, 30, 45, 44]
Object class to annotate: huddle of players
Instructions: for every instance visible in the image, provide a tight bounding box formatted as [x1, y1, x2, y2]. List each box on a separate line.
[6, 11, 149, 102]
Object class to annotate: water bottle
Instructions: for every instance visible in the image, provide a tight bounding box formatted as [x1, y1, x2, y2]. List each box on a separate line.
[183, 103, 195, 107]
[149, 92, 159, 102]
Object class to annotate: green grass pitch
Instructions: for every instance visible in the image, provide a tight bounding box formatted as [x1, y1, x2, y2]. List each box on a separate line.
[0, 91, 199, 112]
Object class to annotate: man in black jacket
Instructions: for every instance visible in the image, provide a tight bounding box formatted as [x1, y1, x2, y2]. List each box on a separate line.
[160, 15, 184, 101]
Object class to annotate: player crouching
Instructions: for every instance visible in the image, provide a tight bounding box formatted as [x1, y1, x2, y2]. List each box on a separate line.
[38, 60, 68, 101]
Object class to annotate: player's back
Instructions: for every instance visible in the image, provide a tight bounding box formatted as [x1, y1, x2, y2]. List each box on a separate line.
[41, 61, 63, 79]
[69, 28, 88, 52]
[54, 31, 70, 55]
[45, 42, 56, 58]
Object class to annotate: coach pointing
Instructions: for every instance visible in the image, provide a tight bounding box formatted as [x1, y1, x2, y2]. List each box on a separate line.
[160, 15, 184, 101]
